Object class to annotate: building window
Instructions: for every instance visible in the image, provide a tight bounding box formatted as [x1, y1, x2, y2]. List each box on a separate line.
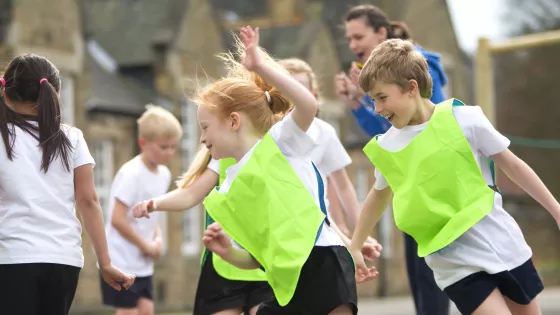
[60, 75, 74, 125]
[92, 139, 114, 220]
[180, 98, 202, 256]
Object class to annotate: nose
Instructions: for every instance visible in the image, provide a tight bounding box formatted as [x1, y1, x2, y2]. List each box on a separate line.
[200, 134, 205, 144]
[349, 40, 358, 52]
[373, 104, 383, 115]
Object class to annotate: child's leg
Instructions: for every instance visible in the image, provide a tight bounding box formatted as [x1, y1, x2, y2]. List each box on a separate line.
[137, 297, 154, 315]
[472, 288, 512, 315]
[504, 297, 542, 315]
[116, 308, 138, 315]
[40, 263, 81, 315]
[329, 304, 354, 315]
[210, 309, 243, 315]
[135, 276, 155, 315]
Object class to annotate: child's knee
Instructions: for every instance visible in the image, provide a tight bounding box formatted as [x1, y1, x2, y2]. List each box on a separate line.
[329, 304, 354, 315]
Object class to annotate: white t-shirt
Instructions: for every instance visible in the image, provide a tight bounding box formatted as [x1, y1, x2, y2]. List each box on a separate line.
[307, 118, 352, 211]
[374, 105, 532, 289]
[210, 113, 345, 247]
[0, 124, 94, 268]
[105, 156, 171, 276]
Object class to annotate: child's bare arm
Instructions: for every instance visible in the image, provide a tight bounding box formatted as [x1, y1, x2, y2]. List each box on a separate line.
[111, 199, 151, 253]
[155, 168, 218, 211]
[133, 169, 218, 219]
[492, 149, 560, 220]
[330, 169, 361, 230]
[350, 186, 392, 251]
[74, 164, 111, 268]
[223, 248, 261, 270]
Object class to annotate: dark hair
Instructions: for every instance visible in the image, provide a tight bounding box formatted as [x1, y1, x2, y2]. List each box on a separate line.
[390, 21, 412, 40]
[344, 4, 394, 39]
[0, 53, 72, 172]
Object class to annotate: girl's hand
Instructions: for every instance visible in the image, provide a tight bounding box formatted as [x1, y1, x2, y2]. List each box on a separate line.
[239, 25, 262, 71]
[132, 200, 156, 219]
[350, 247, 378, 284]
[99, 264, 136, 291]
[202, 223, 233, 258]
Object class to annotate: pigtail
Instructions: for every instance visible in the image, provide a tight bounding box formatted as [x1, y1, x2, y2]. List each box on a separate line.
[37, 78, 72, 172]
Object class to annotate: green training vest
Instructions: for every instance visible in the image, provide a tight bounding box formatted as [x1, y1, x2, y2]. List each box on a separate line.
[204, 132, 327, 306]
[200, 158, 267, 281]
[363, 98, 495, 257]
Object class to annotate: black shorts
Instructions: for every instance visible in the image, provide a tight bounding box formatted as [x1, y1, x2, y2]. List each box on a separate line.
[0, 263, 81, 315]
[100, 274, 153, 308]
[194, 253, 274, 315]
[444, 258, 544, 314]
[257, 246, 358, 315]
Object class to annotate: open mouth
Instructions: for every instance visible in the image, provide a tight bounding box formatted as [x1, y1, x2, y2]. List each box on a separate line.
[356, 52, 365, 61]
[206, 145, 212, 150]
[382, 113, 394, 122]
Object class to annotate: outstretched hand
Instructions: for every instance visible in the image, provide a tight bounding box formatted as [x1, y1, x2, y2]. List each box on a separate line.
[132, 199, 156, 219]
[239, 25, 262, 71]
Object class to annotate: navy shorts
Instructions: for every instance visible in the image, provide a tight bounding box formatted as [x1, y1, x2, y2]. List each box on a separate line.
[100, 274, 153, 309]
[444, 258, 544, 314]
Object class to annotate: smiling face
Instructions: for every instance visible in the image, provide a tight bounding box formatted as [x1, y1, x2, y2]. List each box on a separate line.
[345, 17, 387, 63]
[197, 105, 237, 160]
[369, 82, 418, 129]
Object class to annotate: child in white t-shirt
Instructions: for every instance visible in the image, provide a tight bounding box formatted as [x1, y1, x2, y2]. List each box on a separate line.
[0, 53, 134, 315]
[100, 105, 181, 315]
[279, 58, 379, 247]
[350, 39, 558, 315]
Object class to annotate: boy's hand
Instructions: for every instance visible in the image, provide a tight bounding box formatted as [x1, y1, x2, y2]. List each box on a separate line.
[202, 223, 233, 258]
[142, 241, 163, 260]
[350, 247, 378, 284]
[99, 264, 136, 291]
[239, 25, 262, 71]
[361, 241, 382, 262]
[132, 200, 156, 219]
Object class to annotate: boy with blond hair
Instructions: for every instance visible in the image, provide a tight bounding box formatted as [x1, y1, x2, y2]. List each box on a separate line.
[100, 105, 182, 315]
[350, 39, 555, 315]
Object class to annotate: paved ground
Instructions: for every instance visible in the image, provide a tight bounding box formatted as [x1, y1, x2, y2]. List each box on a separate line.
[356, 287, 560, 314]
[161, 287, 560, 314]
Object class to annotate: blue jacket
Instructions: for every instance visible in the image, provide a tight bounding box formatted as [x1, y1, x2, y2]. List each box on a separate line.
[350, 45, 448, 137]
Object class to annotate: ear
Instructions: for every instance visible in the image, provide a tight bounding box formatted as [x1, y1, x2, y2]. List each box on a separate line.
[408, 79, 419, 98]
[138, 136, 146, 148]
[377, 26, 388, 41]
[230, 112, 241, 131]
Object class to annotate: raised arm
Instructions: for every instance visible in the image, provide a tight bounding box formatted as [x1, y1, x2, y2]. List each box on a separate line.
[239, 26, 318, 132]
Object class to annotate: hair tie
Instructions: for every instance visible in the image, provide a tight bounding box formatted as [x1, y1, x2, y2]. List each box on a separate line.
[0, 78, 5, 87]
[39, 78, 48, 85]
[264, 91, 271, 105]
